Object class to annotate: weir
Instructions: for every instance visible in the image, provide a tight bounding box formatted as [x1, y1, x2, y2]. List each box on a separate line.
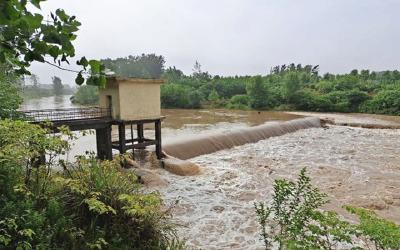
[163, 117, 321, 160]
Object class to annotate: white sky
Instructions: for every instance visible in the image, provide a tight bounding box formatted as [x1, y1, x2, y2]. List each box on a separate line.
[29, 0, 400, 85]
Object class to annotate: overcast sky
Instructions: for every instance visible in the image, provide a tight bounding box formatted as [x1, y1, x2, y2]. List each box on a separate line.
[30, 0, 400, 85]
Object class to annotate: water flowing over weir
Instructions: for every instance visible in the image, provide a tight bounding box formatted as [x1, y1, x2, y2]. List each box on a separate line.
[163, 117, 321, 160]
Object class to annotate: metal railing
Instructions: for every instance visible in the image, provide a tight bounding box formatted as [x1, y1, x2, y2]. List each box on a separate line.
[23, 107, 111, 122]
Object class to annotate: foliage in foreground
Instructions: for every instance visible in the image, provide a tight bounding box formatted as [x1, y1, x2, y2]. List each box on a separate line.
[0, 64, 23, 118]
[0, 0, 106, 86]
[255, 168, 400, 250]
[0, 119, 181, 249]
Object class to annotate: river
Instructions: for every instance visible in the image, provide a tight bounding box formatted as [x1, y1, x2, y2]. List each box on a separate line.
[22, 95, 400, 249]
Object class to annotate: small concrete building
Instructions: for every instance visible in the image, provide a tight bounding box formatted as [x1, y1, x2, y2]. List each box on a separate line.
[99, 77, 164, 121]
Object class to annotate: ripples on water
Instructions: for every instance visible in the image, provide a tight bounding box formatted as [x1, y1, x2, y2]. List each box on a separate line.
[160, 126, 400, 249]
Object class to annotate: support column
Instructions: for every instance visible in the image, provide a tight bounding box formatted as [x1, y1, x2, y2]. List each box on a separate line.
[137, 123, 144, 143]
[96, 126, 112, 160]
[118, 123, 127, 154]
[155, 119, 162, 159]
[136, 123, 145, 150]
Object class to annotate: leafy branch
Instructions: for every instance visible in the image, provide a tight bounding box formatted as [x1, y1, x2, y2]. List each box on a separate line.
[0, 0, 106, 86]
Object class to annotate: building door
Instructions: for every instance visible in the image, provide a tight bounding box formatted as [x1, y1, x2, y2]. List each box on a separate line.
[106, 95, 112, 117]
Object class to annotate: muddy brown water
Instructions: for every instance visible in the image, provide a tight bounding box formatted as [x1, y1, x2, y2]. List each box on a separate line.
[23, 96, 400, 249]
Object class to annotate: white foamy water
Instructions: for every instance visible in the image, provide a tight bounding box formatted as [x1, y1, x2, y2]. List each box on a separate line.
[159, 126, 400, 249]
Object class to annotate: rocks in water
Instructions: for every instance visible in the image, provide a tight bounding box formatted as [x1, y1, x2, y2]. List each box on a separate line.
[124, 157, 141, 168]
[121, 151, 168, 187]
[129, 168, 168, 187]
[162, 157, 201, 176]
[122, 150, 200, 185]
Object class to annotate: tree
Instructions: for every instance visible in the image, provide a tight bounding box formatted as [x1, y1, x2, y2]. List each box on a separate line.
[247, 76, 270, 109]
[52, 76, 63, 95]
[360, 69, 370, 80]
[283, 72, 300, 104]
[101, 54, 165, 79]
[29, 74, 40, 88]
[350, 69, 359, 76]
[163, 66, 184, 83]
[192, 61, 212, 81]
[0, 0, 105, 86]
[208, 89, 220, 102]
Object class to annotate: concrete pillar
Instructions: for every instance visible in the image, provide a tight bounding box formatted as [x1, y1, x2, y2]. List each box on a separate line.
[96, 126, 112, 160]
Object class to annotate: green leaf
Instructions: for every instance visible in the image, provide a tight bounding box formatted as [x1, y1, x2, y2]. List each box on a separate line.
[89, 60, 101, 74]
[55, 9, 69, 22]
[48, 46, 60, 59]
[23, 13, 43, 29]
[75, 72, 84, 85]
[29, 0, 44, 9]
[77, 56, 89, 68]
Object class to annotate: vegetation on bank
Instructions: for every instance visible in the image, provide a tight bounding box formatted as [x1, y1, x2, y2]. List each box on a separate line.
[159, 64, 400, 115]
[0, 120, 182, 249]
[72, 55, 400, 116]
[255, 168, 400, 249]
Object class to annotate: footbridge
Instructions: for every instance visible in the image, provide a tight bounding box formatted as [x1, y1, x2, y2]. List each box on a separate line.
[22, 107, 163, 160]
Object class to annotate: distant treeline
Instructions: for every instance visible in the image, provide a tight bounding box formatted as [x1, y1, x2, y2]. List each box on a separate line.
[23, 75, 75, 99]
[73, 54, 400, 115]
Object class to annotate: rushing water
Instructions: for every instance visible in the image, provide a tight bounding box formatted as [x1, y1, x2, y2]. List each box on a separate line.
[22, 96, 400, 249]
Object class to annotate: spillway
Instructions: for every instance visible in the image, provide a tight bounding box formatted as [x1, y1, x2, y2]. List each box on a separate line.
[163, 117, 321, 159]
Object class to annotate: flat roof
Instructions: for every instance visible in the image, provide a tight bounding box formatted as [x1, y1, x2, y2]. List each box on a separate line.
[107, 77, 164, 84]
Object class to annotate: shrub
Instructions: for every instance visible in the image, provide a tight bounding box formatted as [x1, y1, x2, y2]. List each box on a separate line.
[161, 83, 190, 108]
[55, 156, 179, 249]
[293, 90, 333, 112]
[255, 168, 400, 250]
[187, 90, 203, 108]
[254, 168, 354, 249]
[362, 89, 400, 115]
[345, 206, 400, 249]
[227, 94, 250, 109]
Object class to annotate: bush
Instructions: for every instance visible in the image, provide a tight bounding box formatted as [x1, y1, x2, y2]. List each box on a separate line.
[227, 94, 250, 109]
[254, 168, 353, 249]
[346, 206, 400, 249]
[55, 156, 178, 249]
[187, 90, 203, 109]
[362, 89, 400, 115]
[255, 168, 400, 250]
[161, 83, 190, 108]
[293, 90, 333, 112]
